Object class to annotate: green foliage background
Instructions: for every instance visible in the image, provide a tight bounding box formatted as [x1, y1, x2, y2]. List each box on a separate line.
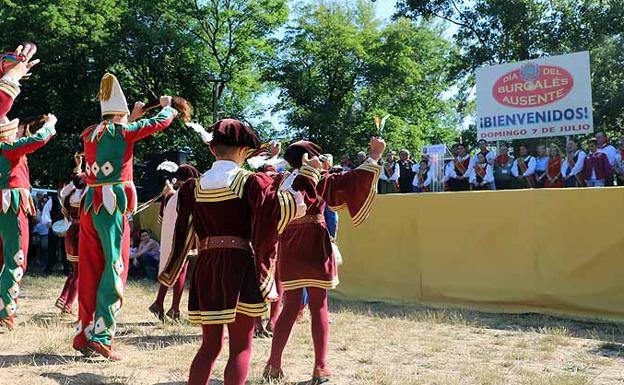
[0, 0, 621, 187]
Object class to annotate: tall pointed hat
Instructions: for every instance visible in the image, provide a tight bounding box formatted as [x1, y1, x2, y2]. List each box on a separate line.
[98, 73, 130, 117]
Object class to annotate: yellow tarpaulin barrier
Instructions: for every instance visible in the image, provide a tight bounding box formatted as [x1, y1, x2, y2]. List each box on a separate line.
[336, 188, 624, 322]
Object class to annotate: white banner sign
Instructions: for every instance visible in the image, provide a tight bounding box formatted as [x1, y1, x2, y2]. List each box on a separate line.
[476, 51, 593, 141]
[423, 144, 446, 155]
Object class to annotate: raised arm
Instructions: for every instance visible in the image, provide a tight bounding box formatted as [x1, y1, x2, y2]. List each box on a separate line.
[2, 116, 56, 160]
[0, 43, 40, 118]
[123, 103, 177, 143]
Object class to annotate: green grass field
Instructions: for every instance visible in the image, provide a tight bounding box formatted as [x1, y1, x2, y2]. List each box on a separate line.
[1, 275, 624, 385]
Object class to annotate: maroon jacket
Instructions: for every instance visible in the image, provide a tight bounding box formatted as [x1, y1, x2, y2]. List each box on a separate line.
[584, 151, 612, 181]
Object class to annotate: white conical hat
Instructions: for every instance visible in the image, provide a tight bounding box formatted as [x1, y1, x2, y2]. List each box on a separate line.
[98, 73, 130, 117]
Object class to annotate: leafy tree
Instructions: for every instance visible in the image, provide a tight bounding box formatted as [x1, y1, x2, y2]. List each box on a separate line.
[267, 1, 461, 158]
[0, 0, 288, 187]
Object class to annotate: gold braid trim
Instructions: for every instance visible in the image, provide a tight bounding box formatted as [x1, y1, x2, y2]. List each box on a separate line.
[299, 164, 321, 186]
[281, 277, 340, 291]
[0, 79, 19, 99]
[352, 162, 382, 227]
[277, 190, 296, 235]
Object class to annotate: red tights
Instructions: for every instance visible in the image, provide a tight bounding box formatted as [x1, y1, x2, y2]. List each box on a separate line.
[188, 313, 255, 385]
[154, 261, 188, 312]
[268, 287, 329, 371]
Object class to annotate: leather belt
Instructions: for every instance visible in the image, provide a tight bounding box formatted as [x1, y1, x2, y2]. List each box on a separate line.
[290, 214, 325, 226]
[199, 236, 251, 252]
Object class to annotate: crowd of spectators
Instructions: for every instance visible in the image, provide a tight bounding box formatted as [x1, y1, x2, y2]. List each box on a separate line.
[366, 131, 624, 194]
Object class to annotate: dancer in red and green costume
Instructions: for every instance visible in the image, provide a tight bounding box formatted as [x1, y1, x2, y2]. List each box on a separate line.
[72, 73, 177, 359]
[0, 44, 55, 330]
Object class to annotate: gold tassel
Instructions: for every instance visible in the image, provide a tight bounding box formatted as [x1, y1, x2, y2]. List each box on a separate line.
[374, 115, 381, 130]
[98, 73, 115, 101]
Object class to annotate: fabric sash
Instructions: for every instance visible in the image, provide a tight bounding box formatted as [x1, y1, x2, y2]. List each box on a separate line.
[518, 157, 535, 188]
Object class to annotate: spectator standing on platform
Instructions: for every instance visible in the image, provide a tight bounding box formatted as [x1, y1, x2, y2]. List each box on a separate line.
[494, 144, 514, 190]
[379, 151, 399, 194]
[595, 131, 617, 185]
[584, 138, 611, 187]
[544, 145, 564, 188]
[561, 139, 586, 188]
[443, 144, 459, 191]
[534, 145, 549, 188]
[469, 153, 494, 190]
[33, 194, 52, 271]
[473, 139, 495, 166]
[134, 229, 160, 281]
[397, 149, 415, 193]
[413, 159, 432, 193]
[356, 151, 367, 166]
[511, 145, 536, 189]
[614, 137, 624, 186]
[340, 154, 355, 171]
[449, 144, 471, 191]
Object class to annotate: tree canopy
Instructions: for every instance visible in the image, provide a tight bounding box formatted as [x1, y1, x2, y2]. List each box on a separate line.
[1, 0, 622, 187]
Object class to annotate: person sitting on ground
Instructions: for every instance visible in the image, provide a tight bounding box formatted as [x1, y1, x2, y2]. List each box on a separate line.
[583, 138, 611, 188]
[134, 229, 160, 281]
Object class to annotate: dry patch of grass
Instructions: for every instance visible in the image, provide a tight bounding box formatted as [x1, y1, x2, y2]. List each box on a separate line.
[1, 275, 624, 384]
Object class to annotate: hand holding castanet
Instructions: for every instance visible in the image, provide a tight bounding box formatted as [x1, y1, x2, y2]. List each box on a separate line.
[369, 136, 386, 162]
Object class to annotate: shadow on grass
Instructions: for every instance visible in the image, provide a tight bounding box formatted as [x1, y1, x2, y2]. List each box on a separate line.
[329, 297, 624, 344]
[0, 353, 77, 367]
[118, 334, 200, 350]
[116, 321, 159, 328]
[42, 372, 133, 385]
[589, 342, 624, 358]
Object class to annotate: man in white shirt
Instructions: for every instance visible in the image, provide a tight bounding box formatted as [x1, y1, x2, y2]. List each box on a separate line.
[561, 138, 587, 188]
[449, 144, 471, 191]
[511, 145, 536, 188]
[534, 144, 549, 188]
[443, 144, 458, 191]
[471, 139, 496, 167]
[595, 131, 617, 185]
[33, 195, 52, 270]
[469, 153, 494, 190]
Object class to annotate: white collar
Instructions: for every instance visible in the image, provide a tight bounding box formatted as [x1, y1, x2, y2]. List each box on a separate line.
[280, 169, 299, 191]
[200, 160, 242, 190]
